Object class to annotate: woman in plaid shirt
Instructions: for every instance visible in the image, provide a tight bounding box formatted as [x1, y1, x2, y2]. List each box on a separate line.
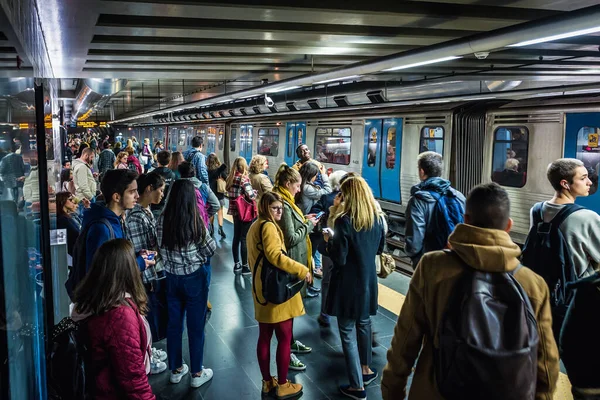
[157, 179, 217, 388]
[226, 157, 257, 275]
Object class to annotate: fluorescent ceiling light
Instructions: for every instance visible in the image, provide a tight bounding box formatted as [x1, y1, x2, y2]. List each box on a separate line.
[509, 26, 600, 47]
[565, 88, 600, 95]
[383, 56, 462, 72]
[265, 86, 301, 93]
[315, 75, 361, 85]
[465, 96, 497, 100]
[216, 99, 231, 103]
[423, 99, 451, 104]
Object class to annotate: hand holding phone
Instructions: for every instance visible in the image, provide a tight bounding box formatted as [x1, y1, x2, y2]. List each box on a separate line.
[146, 253, 155, 261]
[315, 211, 325, 220]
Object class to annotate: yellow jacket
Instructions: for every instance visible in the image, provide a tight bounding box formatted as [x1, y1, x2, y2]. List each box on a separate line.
[381, 224, 559, 400]
[247, 218, 309, 324]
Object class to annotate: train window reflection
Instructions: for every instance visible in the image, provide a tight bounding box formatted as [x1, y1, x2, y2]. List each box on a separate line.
[218, 129, 224, 150]
[230, 128, 237, 152]
[420, 126, 444, 155]
[576, 126, 600, 195]
[315, 127, 352, 165]
[367, 127, 377, 167]
[287, 129, 294, 157]
[491, 126, 529, 188]
[206, 126, 216, 154]
[257, 128, 279, 157]
[386, 127, 396, 170]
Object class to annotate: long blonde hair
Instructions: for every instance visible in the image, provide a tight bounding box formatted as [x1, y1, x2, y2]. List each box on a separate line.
[226, 157, 248, 190]
[274, 163, 300, 188]
[338, 176, 377, 231]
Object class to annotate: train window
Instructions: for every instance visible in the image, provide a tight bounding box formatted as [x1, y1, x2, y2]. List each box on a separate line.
[386, 127, 397, 169]
[287, 128, 294, 157]
[218, 128, 224, 150]
[206, 126, 216, 154]
[420, 126, 444, 155]
[491, 126, 529, 188]
[314, 127, 352, 165]
[367, 127, 378, 167]
[230, 128, 237, 151]
[257, 128, 279, 157]
[575, 126, 600, 195]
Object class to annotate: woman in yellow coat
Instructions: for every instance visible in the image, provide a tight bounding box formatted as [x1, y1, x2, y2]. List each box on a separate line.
[247, 191, 312, 400]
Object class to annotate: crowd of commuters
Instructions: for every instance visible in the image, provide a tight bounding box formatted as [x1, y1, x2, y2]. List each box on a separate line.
[49, 130, 600, 400]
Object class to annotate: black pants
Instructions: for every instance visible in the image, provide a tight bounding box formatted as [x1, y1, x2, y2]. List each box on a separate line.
[232, 216, 252, 265]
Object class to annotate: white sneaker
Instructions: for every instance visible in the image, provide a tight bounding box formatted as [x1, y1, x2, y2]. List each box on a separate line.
[152, 347, 167, 362]
[170, 363, 189, 384]
[190, 368, 213, 388]
[150, 357, 167, 375]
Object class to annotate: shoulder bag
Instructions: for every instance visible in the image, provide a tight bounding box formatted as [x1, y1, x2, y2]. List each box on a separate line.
[216, 178, 227, 194]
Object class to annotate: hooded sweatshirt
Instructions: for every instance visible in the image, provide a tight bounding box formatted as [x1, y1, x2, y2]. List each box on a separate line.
[72, 158, 97, 200]
[381, 223, 559, 400]
[81, 203, 146, 272]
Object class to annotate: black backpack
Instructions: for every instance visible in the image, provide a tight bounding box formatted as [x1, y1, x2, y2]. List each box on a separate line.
[521, 202, 583, 340]
[65, 219, 114, 300]
[47, 317, 92, 399]
[435, 252, 539, 400]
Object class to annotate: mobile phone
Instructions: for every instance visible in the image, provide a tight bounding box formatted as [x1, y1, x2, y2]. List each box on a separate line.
[322, 227, 334, 236]
[146, 253, 155, 261]
[315, 211, 325, 220]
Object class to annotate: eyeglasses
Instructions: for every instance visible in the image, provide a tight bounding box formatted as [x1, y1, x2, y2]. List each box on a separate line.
[270, 206, 283, 213]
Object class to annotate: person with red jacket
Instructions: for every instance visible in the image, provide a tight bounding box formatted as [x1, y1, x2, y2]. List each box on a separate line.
[71, 239, 156, 400]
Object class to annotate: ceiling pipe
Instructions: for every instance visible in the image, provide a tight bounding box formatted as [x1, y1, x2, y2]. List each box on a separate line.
[72, 79, 127, 122]
[111, 4, 600, 124]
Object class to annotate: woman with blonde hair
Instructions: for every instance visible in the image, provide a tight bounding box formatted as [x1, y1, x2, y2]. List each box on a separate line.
[273, 164, 318, 371]
[114, 151, 129, 169]
[226, 157, 257, 274]
[322, 176, 384, 399]
[249, 155, 273, 200]
[207, 153, 228, 239]
[247, 192, 311, 399]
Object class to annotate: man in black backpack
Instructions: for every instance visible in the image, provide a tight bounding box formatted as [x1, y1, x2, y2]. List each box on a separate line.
[404, 151, 465, 266]
[382, 183, 559, 400]
[522, 158, 600, 342]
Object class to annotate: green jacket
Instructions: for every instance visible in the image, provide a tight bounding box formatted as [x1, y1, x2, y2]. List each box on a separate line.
[277, 199, 311, 268]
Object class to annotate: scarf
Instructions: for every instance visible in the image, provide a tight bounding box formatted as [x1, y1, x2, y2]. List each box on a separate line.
[274, 185, 312, 270]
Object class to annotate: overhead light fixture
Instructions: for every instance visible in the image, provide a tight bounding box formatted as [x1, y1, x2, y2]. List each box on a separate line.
[239, 108, 247, 116]
[383, 56, 462, 72]
[216, 99, 231, 104]
[252, 106, 262, 114]
[307, 99, 320, 109]
[366, 90, 387, 104]
[465, 96, 497, 101]
[509, 26, 600, 47]
[228, 109, 236, 116]
[315, 75, 361, 85]
[265, 85, 301, 94]
[286, 102, 297, 111]
[423, 99, 451, 104]
[333, 96, 350, 106]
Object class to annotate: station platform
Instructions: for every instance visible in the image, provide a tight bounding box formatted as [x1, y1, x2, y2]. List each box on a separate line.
[148, 221, 574, 400]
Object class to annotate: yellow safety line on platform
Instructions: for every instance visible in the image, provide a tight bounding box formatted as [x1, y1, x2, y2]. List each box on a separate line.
[223, 207, 233, 223]
[377, 283, 573, 400]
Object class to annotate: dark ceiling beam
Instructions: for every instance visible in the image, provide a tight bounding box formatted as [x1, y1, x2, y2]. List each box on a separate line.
[119, 0, 558, 20]
[85, 59, 346, 68]
[498, 48, 600, 58]
[96, 14, 479, 38]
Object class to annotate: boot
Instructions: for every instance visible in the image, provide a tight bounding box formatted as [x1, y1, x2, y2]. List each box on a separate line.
[261, 377, 277, 399]
[276, 380, 303, 400]
[218, 225, 226, 239]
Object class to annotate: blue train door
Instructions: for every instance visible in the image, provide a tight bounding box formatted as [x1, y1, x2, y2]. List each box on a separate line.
[362, 118, 403, 202]
[284, 122, 306, 166]
[564, 113, 600, 215]
[239, 124, 253, 164]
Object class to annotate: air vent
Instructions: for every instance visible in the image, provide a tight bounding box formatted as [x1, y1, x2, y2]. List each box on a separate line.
[252, 106, 261, 114]
[405, 115, 447, 125]
[333, 96, 349, 107]
[493, 113, 562, 124]
[239, 108, 247, 116]
[367, 90, 387, 104]
[307, 99, 320, 110]
[286, 102, 297, 111]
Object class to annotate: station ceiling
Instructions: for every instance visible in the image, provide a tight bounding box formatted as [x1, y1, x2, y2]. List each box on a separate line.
[2, 0, 600, 122]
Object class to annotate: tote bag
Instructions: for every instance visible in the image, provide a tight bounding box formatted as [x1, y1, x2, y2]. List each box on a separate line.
[234, 195, 257, 222]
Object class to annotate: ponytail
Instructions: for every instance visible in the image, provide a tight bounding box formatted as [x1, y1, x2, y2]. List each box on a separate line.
[274, 163, 300, 188]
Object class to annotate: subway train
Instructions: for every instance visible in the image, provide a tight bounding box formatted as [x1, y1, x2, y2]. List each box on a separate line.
[122, 96, 600, 267]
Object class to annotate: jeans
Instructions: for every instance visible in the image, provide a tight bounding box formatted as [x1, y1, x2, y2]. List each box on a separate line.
[166, 265, 211, 374]
[232, 216, 252, 265]
[257, 319, 293, 383]
[337, 316, 372, 389]
[313, 250, 322, 269]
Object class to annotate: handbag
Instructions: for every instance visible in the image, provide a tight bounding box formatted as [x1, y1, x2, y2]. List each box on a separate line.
[376, 253, 395, 278]
[216, 178, 226, 194]
[252, 221, 304, 305]
[234, 194, 257, 222]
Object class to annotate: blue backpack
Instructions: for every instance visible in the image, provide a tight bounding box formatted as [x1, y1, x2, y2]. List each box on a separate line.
[424, 189, 464, 250]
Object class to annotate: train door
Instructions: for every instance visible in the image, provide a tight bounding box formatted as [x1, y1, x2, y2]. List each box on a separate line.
[362, 118, 403, 202]
[239, 124, 253, 164]
[564, 113, 600, 214]
[284, 122, 306, 166]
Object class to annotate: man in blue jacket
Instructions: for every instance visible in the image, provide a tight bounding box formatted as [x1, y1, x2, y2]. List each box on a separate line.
[183, 136, 209, 185]
[81, 169, 151, 272]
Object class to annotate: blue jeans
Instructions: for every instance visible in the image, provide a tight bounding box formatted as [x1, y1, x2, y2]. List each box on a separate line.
[166, 265, 211, 374]
[337, 316, 372, 389]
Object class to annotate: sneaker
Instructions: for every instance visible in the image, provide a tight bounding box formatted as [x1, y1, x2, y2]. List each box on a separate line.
[291, 340, 312, 354]
[234, 262, 242, 274]
[317, 314, 330, 327]
[261, 376, 278, 399]
[190, 367, 213, 388]
[276, 380, 303, 399]
[152, 347, 167, 362]
[313, 267, 323, 279]
[170, 363, 190, 384]
[241, 264, 251, 275]
[362, 368, 378, 385]
[288, 354, 306, 371]
[308, 285, 320, 293]
[339, 385, 367, 400]
[150, 357, 167, 375]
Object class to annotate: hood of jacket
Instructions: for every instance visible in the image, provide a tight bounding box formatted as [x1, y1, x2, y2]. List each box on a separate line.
[448, 223, 521, 273]
[410, 176, 451, 196]
[72, 158, 90, 170]
[81, 202, 124, 234]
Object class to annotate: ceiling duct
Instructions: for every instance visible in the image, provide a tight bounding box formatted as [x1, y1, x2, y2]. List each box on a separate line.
[228, 110, 236, 116]
[286, 102, 297, 111]
[367, 90, 387, 104]
[333, 96, 350, 107]
[252, 106, 262, 114]
[268, 104, 278, 113]
[307, 99, 320, 110]
[72, 79, 127, 122]
[239, 108, 247, 116]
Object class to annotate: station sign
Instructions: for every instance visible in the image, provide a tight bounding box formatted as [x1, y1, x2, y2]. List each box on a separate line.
[76, 121, 107, 128]
[19, 123, 29, 129]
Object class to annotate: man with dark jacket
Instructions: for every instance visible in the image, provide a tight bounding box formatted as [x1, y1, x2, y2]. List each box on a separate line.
[97, 141, 116, 176]
[381, 183, 559, 400]
[183, 136, 209, 184]
[404, 151, 465, 266]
